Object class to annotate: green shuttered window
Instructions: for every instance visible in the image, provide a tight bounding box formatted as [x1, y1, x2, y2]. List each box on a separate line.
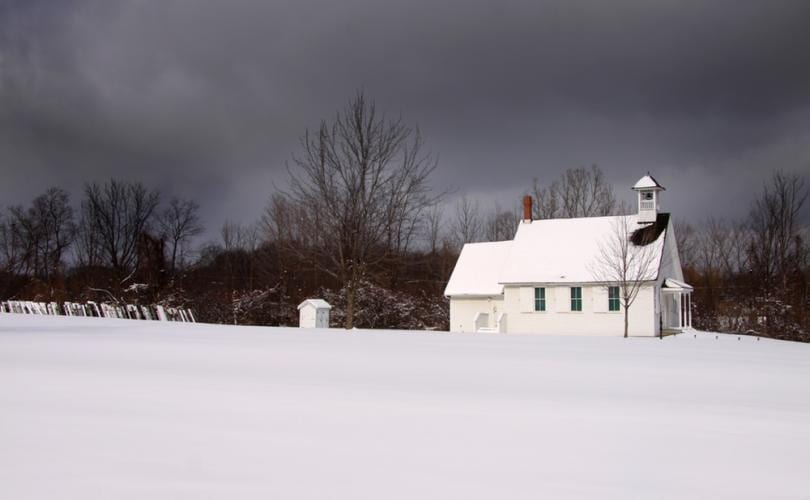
[534, 287, 545, 311]
[608, 286, 620, 311]
[570, 287, 582, 311]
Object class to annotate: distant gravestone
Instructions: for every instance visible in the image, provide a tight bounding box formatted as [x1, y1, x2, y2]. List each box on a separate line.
[297, 299, 332, 328]
[86, 302, 100, 317]
[141, 306, 153, 320]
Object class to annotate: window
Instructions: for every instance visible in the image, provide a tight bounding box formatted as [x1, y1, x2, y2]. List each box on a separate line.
[608, 286, 620, 311]
[534, 287, 545, 311]
[640, 191, 655, 210]
[570, 287, 582, 311]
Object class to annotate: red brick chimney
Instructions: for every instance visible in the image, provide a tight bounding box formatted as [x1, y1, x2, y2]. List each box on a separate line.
[522, 195, 532, 223]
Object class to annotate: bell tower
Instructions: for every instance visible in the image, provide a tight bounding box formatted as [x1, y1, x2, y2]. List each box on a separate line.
[632, 174, 665, 224]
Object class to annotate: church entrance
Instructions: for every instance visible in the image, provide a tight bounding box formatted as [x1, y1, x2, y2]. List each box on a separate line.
[661, 279, 692, 332]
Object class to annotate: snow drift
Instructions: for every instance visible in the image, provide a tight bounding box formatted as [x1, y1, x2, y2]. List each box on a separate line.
[1, 315, 809, 499]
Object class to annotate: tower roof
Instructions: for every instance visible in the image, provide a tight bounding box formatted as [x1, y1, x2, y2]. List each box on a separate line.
[632, 174, 665, 191]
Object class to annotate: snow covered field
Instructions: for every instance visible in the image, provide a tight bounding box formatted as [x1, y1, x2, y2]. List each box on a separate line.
[2, 315, 809, 499]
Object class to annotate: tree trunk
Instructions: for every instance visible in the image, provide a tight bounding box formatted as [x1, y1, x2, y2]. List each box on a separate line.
[344, 267, 358, 329]
[170, 242, 178, 273]
[624, 306, 629, 338]
[345, 281, 355, 329]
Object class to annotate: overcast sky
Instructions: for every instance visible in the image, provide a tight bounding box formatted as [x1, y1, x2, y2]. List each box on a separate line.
[1, 0, 809, 239]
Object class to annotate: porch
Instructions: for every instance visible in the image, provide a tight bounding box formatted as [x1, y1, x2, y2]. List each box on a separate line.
[661, 278, 693, 333]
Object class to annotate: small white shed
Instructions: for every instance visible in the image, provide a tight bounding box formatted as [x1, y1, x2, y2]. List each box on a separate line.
[297, 299, 332, 328]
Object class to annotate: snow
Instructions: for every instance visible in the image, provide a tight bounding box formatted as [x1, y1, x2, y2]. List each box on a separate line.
[2, 315, 810, 499]
[633, 174, 664, 190]
[663, 278, 693, 290]
[446, 213, 670, 296]
[498, 214, 666, 284]
[297, 299, 332, 310]
[444, 240, 511, 296]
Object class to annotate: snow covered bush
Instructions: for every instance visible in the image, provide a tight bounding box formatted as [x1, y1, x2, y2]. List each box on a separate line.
[319, 280, 448, 330]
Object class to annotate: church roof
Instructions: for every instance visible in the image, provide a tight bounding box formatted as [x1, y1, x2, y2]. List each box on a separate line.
[632, 174, 665, 190]
[444, 214, 670, 296]
[443, 241, 511, 296]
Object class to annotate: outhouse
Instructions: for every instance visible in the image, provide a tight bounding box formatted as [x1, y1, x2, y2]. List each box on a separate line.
[297, 299, 332, 328]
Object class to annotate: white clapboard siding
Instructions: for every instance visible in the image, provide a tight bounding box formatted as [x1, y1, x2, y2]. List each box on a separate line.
[556, 286, 570, 312]
[593, 286, 608, 313]
[519, 287, 534, 313]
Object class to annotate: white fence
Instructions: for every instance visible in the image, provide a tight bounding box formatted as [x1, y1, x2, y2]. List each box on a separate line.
[0, 300, 195, 323]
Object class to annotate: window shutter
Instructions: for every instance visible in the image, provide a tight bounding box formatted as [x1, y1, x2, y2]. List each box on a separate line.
[519, 287, 534, 313]
[593, 286, 608, 313]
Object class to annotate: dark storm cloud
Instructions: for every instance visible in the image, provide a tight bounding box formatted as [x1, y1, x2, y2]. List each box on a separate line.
[1, 0, 809, 235]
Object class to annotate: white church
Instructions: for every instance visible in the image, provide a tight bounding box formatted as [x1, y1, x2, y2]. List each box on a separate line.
[444, 175, 692, 337]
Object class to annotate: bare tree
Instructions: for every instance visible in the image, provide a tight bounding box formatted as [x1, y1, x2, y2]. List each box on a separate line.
[700, 217, 752, 278]
[275, 92, 439, 328]
[424, 204, 444, 254]
[81, 179, 160, 274]
[450, 196, 483, 249]
[485, 203, 519, 242]
[532, 177, 561, 219]
[4, 188, 75, 280]
[263, 194, 310, 245]
[0, 213, 19, 273]
[532, 165, 616, 219]
[221, 220, 260, 252]
[74, 213, 103, 268]
[727, 222, 752, 277]
[218, 220, 263, 299]
[158, 198, 203, 272]
[221, 221, 241, 252]
[748, 171, 808, 288]
[35, 188, 76, 278]
[560, 165, 617, 217]
[673, 219, 696, 270]
[2, 210, 31, 276]
[591, 207, 661, 338]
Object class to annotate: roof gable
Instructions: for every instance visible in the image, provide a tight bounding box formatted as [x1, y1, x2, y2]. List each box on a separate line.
[443, 241, 511, 296]
[297, 299, 332, 310]
[632, 174, 665, 190]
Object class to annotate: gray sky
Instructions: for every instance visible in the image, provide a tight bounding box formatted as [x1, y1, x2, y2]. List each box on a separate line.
[2, 0, 809, 239]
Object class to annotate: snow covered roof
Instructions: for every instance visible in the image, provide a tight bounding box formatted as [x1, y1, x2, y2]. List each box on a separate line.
[443, 241, 512, 297]
[632, 174, 665, 190]
[500, 214, 667, 284]
[297, 299, 332, 310]
[445, 214, 670, 296]
[663, 278, 693, 291]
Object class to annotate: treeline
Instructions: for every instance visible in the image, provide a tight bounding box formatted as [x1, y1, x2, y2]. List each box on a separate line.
[0, 178, 458, 329]
[677, 172, 809, 341]
[1, 168, 807, 339]
[0, 166, 620, 333]
[1, 92, 808, 340]
[0, 94, 463, 330]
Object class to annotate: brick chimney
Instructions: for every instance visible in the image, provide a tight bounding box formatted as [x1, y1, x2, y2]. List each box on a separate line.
[522, 195, 533, 223]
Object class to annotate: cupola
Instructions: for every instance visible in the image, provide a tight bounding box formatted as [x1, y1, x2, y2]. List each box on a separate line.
[632, 174, 665, 224]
